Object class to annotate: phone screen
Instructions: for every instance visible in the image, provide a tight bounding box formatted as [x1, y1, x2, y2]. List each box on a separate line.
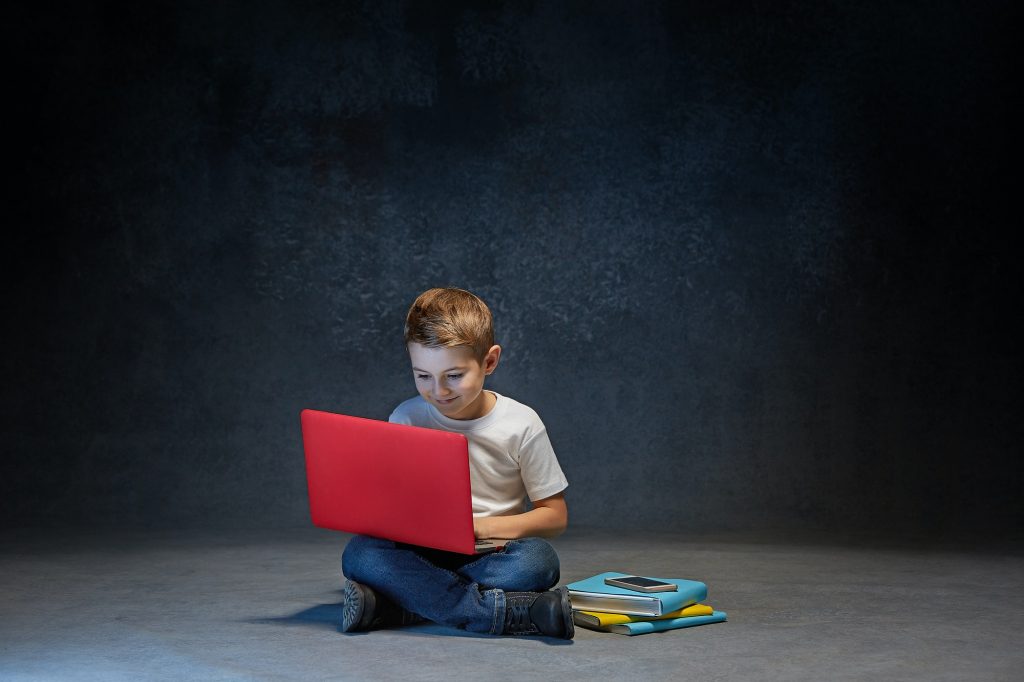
[617, 576, 667, 587]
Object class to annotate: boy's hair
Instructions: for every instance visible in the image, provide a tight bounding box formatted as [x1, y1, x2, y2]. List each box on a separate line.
[404, 288, 495, 362]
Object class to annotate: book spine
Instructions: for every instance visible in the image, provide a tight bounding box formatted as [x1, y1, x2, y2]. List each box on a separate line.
[567, 593, 660, 616]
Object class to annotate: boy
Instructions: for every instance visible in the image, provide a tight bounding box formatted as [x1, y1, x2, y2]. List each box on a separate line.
[340, 287, 574, 638]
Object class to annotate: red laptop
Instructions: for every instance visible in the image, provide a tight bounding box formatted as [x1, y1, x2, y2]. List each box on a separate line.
[300, 409, 505, 555]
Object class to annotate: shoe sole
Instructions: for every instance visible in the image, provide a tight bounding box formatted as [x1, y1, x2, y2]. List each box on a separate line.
[554, 586, 575, 639]
[341, 580, 366, 632]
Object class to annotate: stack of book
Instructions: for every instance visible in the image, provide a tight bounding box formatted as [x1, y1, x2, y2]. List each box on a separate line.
[566, 571, 727, 635]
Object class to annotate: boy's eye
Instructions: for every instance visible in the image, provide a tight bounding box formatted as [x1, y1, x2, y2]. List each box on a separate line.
[415, 374, 430, 381]
[447, 374, 463, 380]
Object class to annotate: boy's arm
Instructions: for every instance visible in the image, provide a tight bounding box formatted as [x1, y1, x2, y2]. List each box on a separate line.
[473, 492, 568, 540]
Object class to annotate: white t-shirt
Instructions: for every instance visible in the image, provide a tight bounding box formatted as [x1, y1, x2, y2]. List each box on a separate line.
[388, 392, 569, 518]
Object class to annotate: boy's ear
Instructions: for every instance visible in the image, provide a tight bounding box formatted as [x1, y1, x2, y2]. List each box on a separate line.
[483, 344, 501, 375]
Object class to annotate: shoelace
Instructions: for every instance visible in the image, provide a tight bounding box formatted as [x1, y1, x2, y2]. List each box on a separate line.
[504, 596, 537, 634]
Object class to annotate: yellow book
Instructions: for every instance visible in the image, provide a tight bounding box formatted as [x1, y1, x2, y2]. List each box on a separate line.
[574, 603, 714, 628]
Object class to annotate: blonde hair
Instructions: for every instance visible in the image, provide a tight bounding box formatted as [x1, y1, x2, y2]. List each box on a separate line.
[404, 288, 495, 362]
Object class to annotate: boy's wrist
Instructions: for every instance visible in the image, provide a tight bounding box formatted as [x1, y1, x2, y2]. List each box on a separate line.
[473, 516, 491, 539]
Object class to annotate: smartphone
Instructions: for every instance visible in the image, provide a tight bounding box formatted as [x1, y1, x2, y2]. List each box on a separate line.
[604, 575, 678, 593]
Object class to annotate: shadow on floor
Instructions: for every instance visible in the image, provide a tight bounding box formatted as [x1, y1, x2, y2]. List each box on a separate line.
[250, 601, 346, 631]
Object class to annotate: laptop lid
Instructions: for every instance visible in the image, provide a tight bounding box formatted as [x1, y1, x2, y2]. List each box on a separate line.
[300, 408, 479, 554]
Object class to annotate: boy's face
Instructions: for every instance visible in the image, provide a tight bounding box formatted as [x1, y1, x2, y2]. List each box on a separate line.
[407, 342, 501, 421]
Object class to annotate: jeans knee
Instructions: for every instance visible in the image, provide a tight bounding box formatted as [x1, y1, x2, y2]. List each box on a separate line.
[503, 538, 560, 591]
[341, 535, 392, 582]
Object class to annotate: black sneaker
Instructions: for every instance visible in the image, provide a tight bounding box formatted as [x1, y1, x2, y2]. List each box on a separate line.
[502, 586, 574, 639]
[341, 580, 425, 632]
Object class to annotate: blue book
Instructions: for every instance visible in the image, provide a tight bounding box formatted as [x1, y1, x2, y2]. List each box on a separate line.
[566, 572, 709, 616]
[601, 611, 728, 635]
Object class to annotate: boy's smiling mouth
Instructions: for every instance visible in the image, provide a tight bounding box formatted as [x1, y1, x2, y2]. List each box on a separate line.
[435, 396, 459, 405]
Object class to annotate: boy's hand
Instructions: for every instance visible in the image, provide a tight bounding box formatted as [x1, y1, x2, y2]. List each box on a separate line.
[473, 516, 492, 539]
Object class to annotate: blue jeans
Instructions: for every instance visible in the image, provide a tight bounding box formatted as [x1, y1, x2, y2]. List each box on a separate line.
[341, 535, 561, 634]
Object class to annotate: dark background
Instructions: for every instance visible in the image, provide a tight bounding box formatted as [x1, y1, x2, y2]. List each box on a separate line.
[6, 1, 1019, 538]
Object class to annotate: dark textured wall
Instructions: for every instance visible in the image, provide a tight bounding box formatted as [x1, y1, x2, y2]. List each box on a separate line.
[6, 1, 1019, 536]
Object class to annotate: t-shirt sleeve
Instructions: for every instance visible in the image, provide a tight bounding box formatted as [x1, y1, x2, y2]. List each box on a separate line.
[388, 409, 412, 425]
[388, 402, 413, 425]
[517, 427, 569, 502]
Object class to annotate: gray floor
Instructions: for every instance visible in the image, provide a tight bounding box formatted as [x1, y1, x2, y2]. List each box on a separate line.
[1, 526, 1021, 681]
